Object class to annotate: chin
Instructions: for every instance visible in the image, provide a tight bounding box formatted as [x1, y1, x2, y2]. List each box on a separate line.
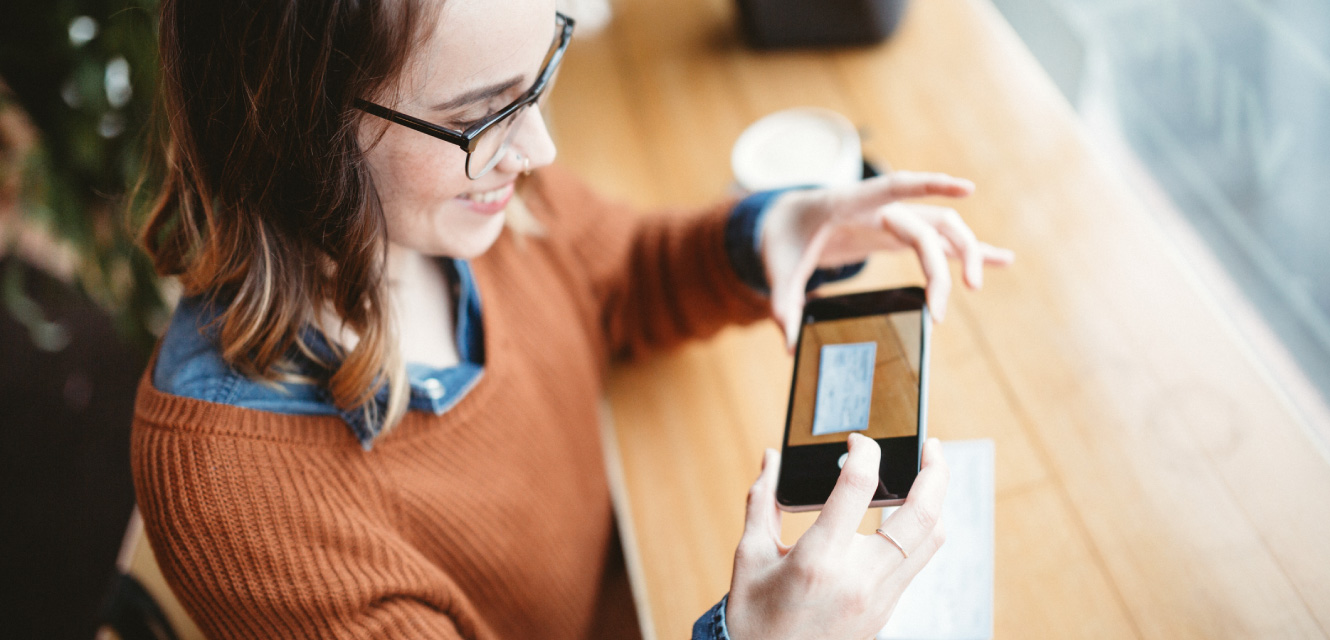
[440, 210, 508, 260]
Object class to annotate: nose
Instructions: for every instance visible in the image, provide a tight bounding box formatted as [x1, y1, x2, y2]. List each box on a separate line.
[498, 106, 557, 173]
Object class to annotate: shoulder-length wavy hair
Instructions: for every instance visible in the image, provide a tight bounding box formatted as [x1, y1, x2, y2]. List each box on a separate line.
[141, 0, 442, 429]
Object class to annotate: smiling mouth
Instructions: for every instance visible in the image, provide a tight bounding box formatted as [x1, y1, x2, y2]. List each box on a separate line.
[459, 183, 514, 204]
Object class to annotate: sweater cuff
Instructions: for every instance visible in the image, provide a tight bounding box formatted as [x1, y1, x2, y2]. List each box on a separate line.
[691, 594, 733, 640]
[725, 188, 868, 296]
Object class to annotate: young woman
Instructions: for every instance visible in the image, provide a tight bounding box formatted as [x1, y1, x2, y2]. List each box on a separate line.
[132, 0, 1014, 638]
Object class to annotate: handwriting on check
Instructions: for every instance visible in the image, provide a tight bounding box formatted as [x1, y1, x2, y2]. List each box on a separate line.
[812, 341, 877, 436]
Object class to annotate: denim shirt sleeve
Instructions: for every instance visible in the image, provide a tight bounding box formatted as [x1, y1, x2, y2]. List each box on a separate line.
[692, 594, 733, 640]
[725, 187, 867, 296]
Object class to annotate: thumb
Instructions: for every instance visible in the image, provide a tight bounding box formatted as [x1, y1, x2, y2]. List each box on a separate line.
[770, 225, 834, 351]
[771, 288, 806, 353]
[739, 449, 784, 562]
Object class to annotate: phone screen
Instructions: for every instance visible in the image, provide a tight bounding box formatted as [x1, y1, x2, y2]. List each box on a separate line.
[778, 293, 927, 510]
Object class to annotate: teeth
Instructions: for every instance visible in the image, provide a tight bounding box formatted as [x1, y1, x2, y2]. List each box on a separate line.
[465, 186, 508, 204]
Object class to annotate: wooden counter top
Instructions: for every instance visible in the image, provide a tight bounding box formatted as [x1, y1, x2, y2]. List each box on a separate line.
[547, 0, 1330, 637]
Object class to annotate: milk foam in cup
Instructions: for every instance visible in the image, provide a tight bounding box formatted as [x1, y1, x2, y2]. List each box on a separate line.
[731, 108, 862, 192]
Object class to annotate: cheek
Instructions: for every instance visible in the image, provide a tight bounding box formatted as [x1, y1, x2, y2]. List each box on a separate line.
[370, 126, 470, 208]
[362, 125, 504, 257]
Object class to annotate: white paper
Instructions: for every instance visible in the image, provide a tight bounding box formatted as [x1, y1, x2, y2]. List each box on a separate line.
[812, 342, 877, 436]
[879, 439, 995, 640]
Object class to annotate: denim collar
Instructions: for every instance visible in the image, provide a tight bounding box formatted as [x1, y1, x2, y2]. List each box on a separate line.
[152, 258, 486, 450]
[308, 258, 486, 448]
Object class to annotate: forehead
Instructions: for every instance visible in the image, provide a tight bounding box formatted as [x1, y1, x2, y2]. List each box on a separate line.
[402, 0, 557, 105]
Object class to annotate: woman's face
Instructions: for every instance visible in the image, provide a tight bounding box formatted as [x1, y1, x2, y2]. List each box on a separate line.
[362, 0, 559, 259]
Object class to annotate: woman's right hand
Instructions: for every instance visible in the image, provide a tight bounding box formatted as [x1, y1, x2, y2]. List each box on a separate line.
[725, 433, 949, 640]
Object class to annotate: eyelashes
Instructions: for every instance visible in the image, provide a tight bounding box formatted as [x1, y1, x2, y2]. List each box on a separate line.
[452, 92, 522, 130]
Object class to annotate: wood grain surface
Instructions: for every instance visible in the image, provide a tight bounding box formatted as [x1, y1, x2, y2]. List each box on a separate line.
[546, 0, 1330, 638]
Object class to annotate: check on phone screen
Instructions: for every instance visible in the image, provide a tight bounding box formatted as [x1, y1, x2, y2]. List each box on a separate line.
[788, 312, 922, 447]
[812, 342, 878, 436]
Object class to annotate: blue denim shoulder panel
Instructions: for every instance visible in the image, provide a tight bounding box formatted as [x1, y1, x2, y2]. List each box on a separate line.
[153, 295, 336, 416]
[152, 257, 487, 448]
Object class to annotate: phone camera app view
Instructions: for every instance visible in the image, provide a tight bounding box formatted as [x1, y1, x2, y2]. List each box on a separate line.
[789, 311, 922, 447]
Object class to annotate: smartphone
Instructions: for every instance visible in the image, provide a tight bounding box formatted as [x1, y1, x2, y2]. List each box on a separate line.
[776, 286, 930, 511]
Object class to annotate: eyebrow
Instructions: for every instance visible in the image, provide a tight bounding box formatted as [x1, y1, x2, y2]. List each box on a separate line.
[431, 75, 526, 112]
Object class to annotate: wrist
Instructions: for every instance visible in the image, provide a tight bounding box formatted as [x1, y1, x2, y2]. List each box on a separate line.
[723, 592, 748, 640]
[758, 189, 821, 256]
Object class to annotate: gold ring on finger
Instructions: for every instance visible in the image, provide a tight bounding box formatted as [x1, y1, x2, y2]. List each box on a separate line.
[874, 528, 908, 559]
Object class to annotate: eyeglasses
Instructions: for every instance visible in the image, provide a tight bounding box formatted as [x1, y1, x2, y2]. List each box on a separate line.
[355, 12, 575, 180]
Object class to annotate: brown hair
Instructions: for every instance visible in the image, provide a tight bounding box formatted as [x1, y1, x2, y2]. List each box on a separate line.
[141, 0, 442, 428]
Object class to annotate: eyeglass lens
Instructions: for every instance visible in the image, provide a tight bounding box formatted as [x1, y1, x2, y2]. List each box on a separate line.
[467, 104, 532, 179]
[464, 67, 561, 180]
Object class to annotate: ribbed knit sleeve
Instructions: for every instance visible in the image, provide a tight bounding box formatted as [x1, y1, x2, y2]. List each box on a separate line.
[525, 165, 772, 361]
[132, 398, 478, 639]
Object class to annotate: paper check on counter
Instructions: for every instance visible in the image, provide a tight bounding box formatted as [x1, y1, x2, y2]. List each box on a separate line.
[879, 439, 995, 640]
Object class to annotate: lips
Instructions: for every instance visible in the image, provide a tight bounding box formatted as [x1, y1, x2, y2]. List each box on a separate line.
[456, 182, 515, 215]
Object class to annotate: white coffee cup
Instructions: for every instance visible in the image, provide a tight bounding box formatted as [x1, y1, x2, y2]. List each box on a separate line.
[731, 107, 863, 193]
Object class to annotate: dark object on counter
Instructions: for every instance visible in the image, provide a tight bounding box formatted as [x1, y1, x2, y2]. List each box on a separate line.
[736, 0, 909, 48]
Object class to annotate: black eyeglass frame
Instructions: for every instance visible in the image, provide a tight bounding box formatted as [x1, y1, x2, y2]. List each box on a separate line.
[354, 12, 575, 178]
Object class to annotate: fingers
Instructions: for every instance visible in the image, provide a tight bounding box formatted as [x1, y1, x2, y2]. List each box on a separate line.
[840, 171, 974, 212]
[881, 206, 953, 322]
[914, 204, 985, 289]
[738, 449, 784, 564]
[809, 433, 883, 544]
[980, 242, 1016, 266]
[904, 204, 1017, 291]
[876, 438, 949, 557]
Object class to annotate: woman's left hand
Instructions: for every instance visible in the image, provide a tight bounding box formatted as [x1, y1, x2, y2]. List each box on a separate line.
[759, 170, 1015, 349]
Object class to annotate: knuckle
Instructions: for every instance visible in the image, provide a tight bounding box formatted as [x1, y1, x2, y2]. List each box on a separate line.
[912, 501, 941, 532]
[791, 555, 832, 591]
[733, 538, 758, 566]
[932, 522, 948, 548]
[912, 234, 936, 255]
[919, 228, 945, 250]
[841, 467, 879, 495]
[843, 588, 871, 617]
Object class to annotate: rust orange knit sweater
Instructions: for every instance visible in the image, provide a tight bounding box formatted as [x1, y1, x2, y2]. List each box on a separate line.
[131, 166, 771, 639]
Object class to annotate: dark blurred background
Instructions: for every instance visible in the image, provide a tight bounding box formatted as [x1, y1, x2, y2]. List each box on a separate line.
[1, 1, 162, 638]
